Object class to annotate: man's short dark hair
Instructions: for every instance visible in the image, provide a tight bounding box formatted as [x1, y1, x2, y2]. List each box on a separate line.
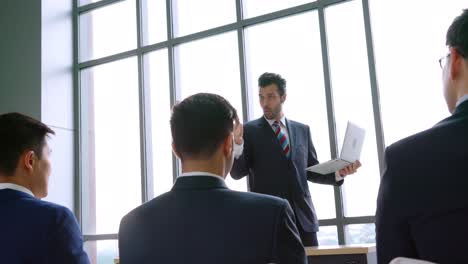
[170, 93, 238, 159]
[258, 72, 287, 96]
[0, 113, 55, 176]
[446, 9, 468, 58]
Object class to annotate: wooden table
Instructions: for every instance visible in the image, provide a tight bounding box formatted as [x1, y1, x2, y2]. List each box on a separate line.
[114, 244, 376, 264]
[306, 244, 376, 264]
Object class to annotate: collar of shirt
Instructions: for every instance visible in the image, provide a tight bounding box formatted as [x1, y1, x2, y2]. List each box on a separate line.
[179, 171, 225, 181]
[455, 93, 468, 108]
[0, 183, 34, 197]
[264, 115, 287, 128]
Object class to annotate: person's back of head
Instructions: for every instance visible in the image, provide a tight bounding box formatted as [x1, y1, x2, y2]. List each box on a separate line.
[170, 93, 239, 177]
[0, 112, 55, 198]
[443, 9, 468, 113]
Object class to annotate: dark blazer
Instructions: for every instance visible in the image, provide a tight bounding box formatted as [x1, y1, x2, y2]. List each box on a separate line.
[231, 117, 343, 232]
[376, 100, 468, 264]
[119, 175, 306, 264]
[0, 189, 89, 264]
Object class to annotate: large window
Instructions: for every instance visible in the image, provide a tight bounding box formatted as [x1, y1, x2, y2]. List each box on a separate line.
[80, 57, 142, 236]
[326, 0, 380, 218]
[370, 0, 467, 146]
[76, 0, 464, 261]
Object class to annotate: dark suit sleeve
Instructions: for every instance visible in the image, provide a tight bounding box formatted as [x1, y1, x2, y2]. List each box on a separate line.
[49, 207, 90, 264]
[274, 200, 307, 264]
[305, 126, 343, 186]
[230, 124, 250, 180]
[376, 146, 416, 264]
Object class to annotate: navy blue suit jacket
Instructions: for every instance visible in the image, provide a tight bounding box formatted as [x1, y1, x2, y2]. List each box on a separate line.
[118, 176, 306, 264]
[231, 117, 342, 232]
[376, 100, 468, 264]
[0, 189, 89, 264]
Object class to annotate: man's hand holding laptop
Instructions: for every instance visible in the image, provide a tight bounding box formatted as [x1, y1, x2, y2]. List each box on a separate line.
[338, 160, 362, 177]
[307, 122, 365, 176]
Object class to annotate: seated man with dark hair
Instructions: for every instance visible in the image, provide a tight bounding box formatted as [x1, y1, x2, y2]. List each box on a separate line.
[119, 93, 306, 264]
[0, 112, 89, 264]
[376, 9, 468, 264]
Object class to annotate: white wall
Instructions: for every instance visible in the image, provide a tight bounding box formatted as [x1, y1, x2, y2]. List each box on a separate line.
[0, 0, 75, 212]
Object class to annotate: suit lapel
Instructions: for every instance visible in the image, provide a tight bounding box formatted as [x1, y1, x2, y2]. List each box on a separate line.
[285, 119, 296, 160]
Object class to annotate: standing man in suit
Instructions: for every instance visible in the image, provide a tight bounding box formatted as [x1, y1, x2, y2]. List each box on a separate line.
[376, 9, 468, 264]
[231, 72, 361, 246]
[119, 93, 306, 264]
[0, 113, 89, 264]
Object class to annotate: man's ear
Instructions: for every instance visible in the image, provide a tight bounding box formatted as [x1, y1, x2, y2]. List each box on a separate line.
[22, 150, 35, 173]
[450, 47, 464, 80]
[223, 134, 234, 157]
[280, 93, 287, 104]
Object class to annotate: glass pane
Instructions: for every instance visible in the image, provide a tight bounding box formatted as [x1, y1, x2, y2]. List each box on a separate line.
[175, 31, 246, 191]
[81, 57, 142, 234]
[345, 224, 376, 244]
[326, 0, 379, 217]
[84, 240, 118, 264]
[172, 0, 236, 37]
[79, 0, 137, 61]
[317, 225, 339, 246]
[244, 12, 335, 219]
[243, 0, 312, 19]
[146, 49, 174, 197]
[142, 0, 167, 45]
[370, 0, 466, 146]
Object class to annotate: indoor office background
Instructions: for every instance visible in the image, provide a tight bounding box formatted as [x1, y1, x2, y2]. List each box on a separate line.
[0, 0, 465, 263]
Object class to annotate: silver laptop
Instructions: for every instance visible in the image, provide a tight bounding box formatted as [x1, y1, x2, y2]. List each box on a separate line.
[306, 121, 365, 175]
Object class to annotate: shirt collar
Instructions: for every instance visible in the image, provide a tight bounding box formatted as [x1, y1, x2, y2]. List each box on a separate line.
[456, 93, 468, 108]
[0, 183, 34, 197]
[264, 115, 287, 127]
[179, 171, 225, 181]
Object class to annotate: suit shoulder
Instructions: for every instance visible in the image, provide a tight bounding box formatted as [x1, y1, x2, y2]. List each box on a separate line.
[244, 118, 263, 128]
[27, 198, 73, 217]
[287, 119, 308, 129]
[386, 123, 447, 156]
[229, 190, 289, 209]
[121, 192, 171, 222]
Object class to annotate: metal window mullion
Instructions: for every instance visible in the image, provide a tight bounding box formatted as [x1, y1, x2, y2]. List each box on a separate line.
[361, 0, 385, 176]
[343, 216, 375, 225]
[83, 233, 118, 241]
[166, 0, 179, 182]
[136, 0, 153, 203]
[79, 49, 139, 69]
[78, 0, 125, 14]
[235, 0, 249, 123]
[73, 0, 83, 229]
[318, 4, 345, 245]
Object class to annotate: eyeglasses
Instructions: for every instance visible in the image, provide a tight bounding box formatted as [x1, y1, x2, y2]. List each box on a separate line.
[438, 53, 450, 69]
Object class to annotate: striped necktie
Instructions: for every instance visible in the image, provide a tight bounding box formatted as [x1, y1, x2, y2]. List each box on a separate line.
[272, 121, 290, 158]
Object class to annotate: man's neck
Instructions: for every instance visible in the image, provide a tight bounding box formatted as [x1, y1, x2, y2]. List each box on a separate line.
[181, 160, 225, 179]
[275, 112, 284, 122]
[0, 175, 34, 193]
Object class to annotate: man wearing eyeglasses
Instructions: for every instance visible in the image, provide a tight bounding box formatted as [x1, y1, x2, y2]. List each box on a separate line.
[376, 9, 468, 264]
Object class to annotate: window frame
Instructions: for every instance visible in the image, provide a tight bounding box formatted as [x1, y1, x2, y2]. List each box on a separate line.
[73, 0, 384, 248]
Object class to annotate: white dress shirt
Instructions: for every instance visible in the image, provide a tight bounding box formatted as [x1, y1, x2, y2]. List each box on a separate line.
[0, 183, 34, 197]
[233, 116, 344, 181]
[179, 171, 225, 181]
